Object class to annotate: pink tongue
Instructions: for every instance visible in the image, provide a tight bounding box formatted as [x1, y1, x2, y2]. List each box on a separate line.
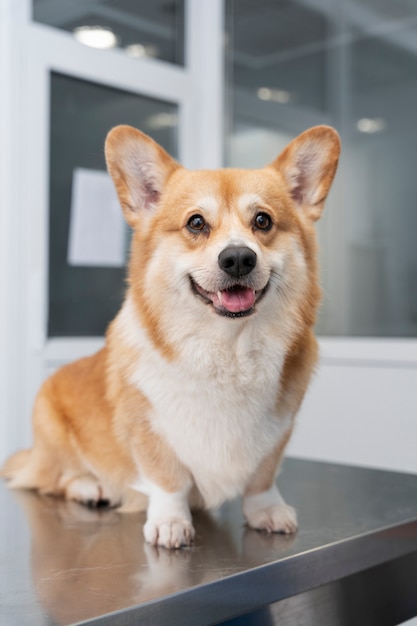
[220, 287, 255, 313]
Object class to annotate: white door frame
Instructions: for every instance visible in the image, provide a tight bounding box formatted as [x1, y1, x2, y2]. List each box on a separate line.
[0, 0, 34, 460]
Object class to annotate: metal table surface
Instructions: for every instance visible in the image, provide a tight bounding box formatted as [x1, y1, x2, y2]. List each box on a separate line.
[1, 458, 417, 626]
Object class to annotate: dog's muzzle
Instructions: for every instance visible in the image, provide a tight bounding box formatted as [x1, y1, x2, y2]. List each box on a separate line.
[190, 245, 268, 318]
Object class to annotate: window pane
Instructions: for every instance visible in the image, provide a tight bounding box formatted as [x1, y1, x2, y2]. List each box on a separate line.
[346, 10, 417, 337]
[33, 0, 185, 66]
[225, 0, 417, 337]
[48, 73, 178, 337]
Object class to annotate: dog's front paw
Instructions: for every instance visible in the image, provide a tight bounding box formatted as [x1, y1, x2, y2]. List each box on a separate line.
[144, 517, 195, 549]
[246, 503, 298, 535]
[243, 485, 298, 535]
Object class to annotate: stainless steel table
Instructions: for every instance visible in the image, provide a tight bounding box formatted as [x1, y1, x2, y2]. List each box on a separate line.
[1, 458, 417, 626]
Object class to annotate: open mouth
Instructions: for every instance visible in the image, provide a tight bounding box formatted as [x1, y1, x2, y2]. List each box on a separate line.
[190, 277, 269, 318]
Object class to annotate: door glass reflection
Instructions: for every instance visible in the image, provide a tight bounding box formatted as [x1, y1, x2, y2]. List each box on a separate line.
[33, 0, 185, 65]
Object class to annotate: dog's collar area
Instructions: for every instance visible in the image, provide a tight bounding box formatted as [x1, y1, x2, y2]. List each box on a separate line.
[189, 276, 269, 318]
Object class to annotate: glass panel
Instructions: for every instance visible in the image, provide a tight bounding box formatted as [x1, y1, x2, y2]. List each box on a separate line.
[225, 0, 332, 164]
[33, 0, 184, 66]
[225, 0, 417, 338]
[346, 5, 417, 337]
[48, 72, 178, 337]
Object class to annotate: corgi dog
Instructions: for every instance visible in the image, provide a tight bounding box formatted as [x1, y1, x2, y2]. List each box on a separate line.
[1, 125, 340, 549]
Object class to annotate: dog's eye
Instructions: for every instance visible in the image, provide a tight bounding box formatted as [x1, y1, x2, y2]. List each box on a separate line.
[187, 214, 206, 233]
[254, 212, 272, 231]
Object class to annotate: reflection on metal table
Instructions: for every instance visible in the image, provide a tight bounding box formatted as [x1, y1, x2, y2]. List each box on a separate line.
[1, 458, 417, 625]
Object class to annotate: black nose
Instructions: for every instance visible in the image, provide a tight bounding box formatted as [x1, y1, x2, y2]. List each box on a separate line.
[218, 246, 257, 278]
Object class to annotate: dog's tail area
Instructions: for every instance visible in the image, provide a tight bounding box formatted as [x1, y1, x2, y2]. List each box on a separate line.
[0, 448, 53, 491]
[0, 386, 62, 492]
[2, 363, 87, 495]
[0, 449, 33, 483]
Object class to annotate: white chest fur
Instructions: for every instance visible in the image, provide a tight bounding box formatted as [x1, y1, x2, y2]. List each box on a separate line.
[120, 299, 291, 508]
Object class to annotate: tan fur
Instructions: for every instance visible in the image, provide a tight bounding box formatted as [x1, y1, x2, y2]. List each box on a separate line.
[1, 124, 340, 547]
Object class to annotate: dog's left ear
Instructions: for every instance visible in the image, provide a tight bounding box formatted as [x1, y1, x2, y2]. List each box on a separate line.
[270, 126, 340, 222]
[105, 125, 180, 228]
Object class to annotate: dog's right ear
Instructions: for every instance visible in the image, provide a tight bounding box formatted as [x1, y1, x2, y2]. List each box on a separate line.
[105, 125, 180, 228]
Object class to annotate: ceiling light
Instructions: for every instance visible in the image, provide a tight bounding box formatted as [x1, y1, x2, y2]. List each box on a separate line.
[125, 44, 159, 59]
[147, 112, 177, 129]
[357, 118, 386, 134]
[257, 87, 291, 104]
[73, 26, 118, 50]
[125, 44, 146, 58]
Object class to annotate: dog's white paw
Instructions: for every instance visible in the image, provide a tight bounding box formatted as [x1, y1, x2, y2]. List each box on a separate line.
[144, 517, 195, 549]
[243, 484, 298, 535]
[246, 503, 298, 534]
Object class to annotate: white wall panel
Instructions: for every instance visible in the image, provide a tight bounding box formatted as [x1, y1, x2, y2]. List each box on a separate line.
[289, 360, 417, 474]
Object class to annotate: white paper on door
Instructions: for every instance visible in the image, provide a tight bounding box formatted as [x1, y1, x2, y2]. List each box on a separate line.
[67, 167, 126, 267]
